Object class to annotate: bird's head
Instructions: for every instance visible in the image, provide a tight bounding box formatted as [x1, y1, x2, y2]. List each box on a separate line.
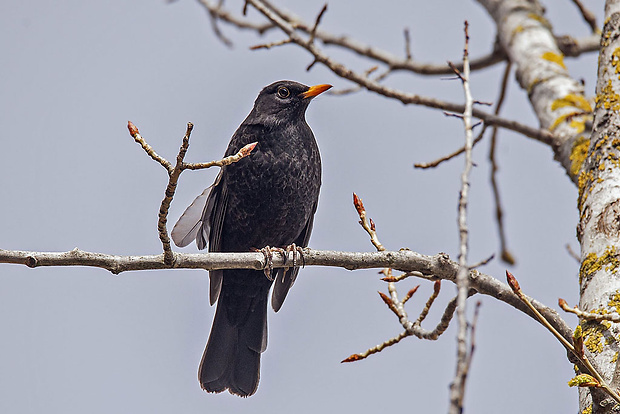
[250, 80, 332, 126]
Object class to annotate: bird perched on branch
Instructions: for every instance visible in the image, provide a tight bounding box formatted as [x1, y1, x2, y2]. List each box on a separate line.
[171, 80, 331, 397]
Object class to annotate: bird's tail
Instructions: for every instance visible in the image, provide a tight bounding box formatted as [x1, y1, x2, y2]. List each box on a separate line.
[198, 283, 268, 397]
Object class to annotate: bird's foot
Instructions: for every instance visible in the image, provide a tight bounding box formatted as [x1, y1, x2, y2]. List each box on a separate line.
[283, 243, 305, 271]
[254, 246, 283, 281]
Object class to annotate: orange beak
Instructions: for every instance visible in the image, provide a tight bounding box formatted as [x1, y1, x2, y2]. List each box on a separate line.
[301, 84, 332, 99]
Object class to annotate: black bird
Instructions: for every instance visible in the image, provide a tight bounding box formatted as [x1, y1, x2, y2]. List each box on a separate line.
[171, 80, 331, 397]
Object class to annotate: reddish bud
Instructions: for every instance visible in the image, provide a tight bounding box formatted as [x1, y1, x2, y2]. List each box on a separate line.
[381, 276, 397, 282]
[127, 121, 139, 137]
[341, 354, 363, 363]
[378, 291, 393, 308]
[353, 192, 365, 215]
[558, 298, 568, 308]
[506, 270, 521, 294]
[407, 285, 420, 297]
[433, 280, 441, 295]
[240, 142, 257, 157]
[369, 218, 376, 231]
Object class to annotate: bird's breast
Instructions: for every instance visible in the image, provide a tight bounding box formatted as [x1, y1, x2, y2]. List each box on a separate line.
[221, 136, 321, 250]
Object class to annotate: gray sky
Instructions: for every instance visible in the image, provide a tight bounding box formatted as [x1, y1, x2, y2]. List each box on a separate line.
[0, 1, 603, 413]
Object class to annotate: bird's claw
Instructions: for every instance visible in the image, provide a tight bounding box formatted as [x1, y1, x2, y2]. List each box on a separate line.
[283, 243, 305, 270]
[255, 246, 284, 281]
[255, 245, 305, 281]
[257, 246, 274, 281]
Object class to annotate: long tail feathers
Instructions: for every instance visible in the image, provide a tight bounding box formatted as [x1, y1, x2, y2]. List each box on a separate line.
[198, 289, 268, 397]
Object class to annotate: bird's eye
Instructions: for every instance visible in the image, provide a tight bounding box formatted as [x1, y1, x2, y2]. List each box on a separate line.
[277, 86, 290, 98]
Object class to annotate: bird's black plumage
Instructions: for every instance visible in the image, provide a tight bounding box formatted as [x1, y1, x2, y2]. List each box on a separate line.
[171, 80, 331, 397]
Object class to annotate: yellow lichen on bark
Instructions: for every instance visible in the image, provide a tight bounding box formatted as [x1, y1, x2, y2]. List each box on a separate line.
[542, 51, 567, 69]
[595, 80, 620, 112]
[551, 94, 593, 112]
[578, 170, 594, 211]
[579, 246, 620, 283]
[582, 322, 608, 353]
[570, 136, 590, 177]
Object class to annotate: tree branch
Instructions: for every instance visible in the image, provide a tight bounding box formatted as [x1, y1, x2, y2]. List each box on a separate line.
[241, 0, 555, 146]
[0, 246, 574, 347]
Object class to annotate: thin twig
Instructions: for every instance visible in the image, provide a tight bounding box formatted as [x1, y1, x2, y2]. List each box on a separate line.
[243, 0, 554, 145]
[507, 271, 620, 404]
[128, 121, 172, 172]
[404, 27, 412, 60]
[566, 243, 581, 262]
[416, 281, 441, 324]
[158, 123, 195, 264]
[569, 0, 599, 33]
[348, 194, 458, 361]
[250, 38, 291, 50]
[559, 298, 620, 322]
[465, 301, 482, 372]
[489, 62, 515, 265]
[414, 129, 485, 169]
[128, 121, 256, 264]
[182, 142, 257, 170]
[308, 4, 327, 44]
[449, 21, 475, 414]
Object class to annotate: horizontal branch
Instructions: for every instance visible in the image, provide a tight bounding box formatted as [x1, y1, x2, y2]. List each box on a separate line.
[0, 247, 573, 345]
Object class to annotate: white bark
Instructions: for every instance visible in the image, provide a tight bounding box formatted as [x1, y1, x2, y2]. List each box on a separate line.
[578, 1, 620, 411]
[478, 0, 592, 182]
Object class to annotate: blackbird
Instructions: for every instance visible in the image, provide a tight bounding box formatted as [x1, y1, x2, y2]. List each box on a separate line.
[171, 80, 331, 397]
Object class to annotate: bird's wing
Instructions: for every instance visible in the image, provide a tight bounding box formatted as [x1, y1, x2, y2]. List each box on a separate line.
[271, 200, 317, 312]
[206, 171, 228, 305]
[171, 188, 211, 248]
[171, 171, 227, 306]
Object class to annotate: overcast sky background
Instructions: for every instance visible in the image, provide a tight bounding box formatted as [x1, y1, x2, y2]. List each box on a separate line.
[0, 1, 605, 413]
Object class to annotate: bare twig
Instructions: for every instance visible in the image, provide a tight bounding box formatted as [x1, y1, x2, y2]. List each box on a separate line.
[565, 243, 581, 262]
[250, 38, 291, 50]
[466, 301, 482, 371]
[182, 142, 257, 170]
[242, 0, 555, 145]
[416, 280, 441, 324]
[449, 21, 475, 414]
[128, 121, 256, 264]
[159, 123, 195, 263]
[569, 0, 599, 33]
[308, 4, 327, 44]
[348, 194, 459, 361]
[404, 28, 412, 60]
[205, 0, 234, 47]
[413, 129, 485, 169]
[507, 272, 620, 404]
[489, 62, 515, 265]
[128, 121, 172, 172]
[559, 298, 620, 322]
